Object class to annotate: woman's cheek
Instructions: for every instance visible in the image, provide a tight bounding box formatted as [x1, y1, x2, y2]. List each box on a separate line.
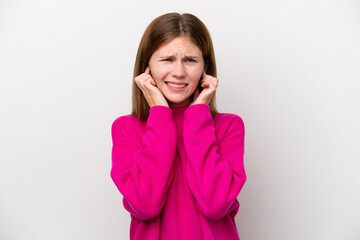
[186, 67, 199, 80]
[155, 66, 171, 80]
[194, 71, 203, 83]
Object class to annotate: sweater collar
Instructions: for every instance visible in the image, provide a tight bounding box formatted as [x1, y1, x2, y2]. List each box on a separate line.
[170, 103, 190, 113]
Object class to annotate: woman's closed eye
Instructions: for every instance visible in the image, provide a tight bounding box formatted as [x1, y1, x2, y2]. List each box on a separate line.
[186, 58, 197, 63]
[161, 58, 173, 62]
[160, 58, 197, 63]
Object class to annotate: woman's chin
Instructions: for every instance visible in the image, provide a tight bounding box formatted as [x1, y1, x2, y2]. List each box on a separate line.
[166, 97, 191, 107]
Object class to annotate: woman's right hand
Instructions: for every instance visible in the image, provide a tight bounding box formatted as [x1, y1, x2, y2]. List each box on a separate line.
[134, 67, 169, 108]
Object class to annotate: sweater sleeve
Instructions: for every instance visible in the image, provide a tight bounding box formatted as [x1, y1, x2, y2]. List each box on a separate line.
[183, 104, 246, 220]
[110, 106, 177, 220]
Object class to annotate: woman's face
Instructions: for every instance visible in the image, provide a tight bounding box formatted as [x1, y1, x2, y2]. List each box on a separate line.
[148, 36, 205, 107]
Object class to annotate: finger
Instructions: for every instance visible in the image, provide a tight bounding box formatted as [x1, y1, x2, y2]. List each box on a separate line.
[203, 76, 218, 87]
[146, 74, 156, 86]
[134, 72, 146, 83]
[201, 82, 210, 88]
[137, 74, 150, 84]
[207, 80, 216, 89]
[145, 66, 150, 74]
[142, 77, 152, 89]
[143, 77, 157, 90]
[134, 77, 142, 88]
[136, 76, 150, 91]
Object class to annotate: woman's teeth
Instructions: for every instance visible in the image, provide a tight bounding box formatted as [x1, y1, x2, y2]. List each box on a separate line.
[166, 82, 187, 88]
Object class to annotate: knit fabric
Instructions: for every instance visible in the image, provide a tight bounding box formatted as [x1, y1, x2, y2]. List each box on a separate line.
[111, 103, 246, 239]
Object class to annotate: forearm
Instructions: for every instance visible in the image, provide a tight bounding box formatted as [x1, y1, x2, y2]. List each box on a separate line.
[111, 106, 177, 220]
[183, 104, 246, 220]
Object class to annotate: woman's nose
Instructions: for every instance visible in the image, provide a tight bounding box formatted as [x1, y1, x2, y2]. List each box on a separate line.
[171, 61, 186, 78]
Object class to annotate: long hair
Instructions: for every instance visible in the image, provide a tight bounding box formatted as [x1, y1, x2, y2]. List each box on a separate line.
[131, 12, 218, 120]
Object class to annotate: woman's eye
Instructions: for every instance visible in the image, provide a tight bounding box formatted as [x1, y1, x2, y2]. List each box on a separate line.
[186, 59, 196, 63]
[161, 59, 172, 62]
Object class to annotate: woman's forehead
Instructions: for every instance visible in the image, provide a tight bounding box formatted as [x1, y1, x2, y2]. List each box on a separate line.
[153, 36, 202, 56]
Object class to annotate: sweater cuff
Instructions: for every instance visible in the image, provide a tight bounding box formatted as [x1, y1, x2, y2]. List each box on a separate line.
[184, 104, 211, 116]
[149, 105, 173, 120]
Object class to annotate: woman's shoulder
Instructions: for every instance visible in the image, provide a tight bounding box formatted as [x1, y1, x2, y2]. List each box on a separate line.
[111, 114, 145, 133]
[214, 112, 245, 131]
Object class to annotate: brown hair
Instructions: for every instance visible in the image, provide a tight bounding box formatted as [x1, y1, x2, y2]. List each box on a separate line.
[131, 12, 218, 120]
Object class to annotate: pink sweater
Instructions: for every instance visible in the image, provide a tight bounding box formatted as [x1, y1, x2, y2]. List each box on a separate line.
[111, 103, 246, 239]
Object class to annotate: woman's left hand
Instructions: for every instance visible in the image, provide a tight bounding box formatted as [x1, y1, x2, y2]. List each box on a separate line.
[190, 71, 219, 106]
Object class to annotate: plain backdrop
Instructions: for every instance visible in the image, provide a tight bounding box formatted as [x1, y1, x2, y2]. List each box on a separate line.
[1, 0, 360, 239]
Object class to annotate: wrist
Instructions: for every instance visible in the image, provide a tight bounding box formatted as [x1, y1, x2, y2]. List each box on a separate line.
[192, 98, 209, 106]
[151, 102, 169, 108]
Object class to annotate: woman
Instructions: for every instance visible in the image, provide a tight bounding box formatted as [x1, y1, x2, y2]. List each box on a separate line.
[111, 12, 246, 240]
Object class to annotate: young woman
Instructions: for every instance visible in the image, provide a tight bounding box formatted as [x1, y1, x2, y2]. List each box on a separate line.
[111, 12, 246, 240]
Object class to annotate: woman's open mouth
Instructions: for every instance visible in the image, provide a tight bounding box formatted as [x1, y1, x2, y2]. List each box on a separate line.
[165, 82, 188, 91]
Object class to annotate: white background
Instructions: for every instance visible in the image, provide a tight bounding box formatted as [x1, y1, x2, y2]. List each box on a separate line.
[1, 0, 359, 239]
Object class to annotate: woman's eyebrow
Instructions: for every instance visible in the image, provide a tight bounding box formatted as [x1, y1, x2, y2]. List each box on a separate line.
[158, 55, 200, 58]
[158, 55, 174, 58]
[184, 55, 200, 59]
[156, 55, 201, 59]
